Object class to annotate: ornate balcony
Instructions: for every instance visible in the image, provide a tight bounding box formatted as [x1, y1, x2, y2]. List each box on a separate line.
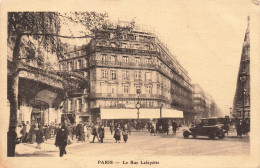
[89, 93, 170, 102]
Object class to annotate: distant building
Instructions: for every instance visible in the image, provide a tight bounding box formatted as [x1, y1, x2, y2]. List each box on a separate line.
[232, 17, 250, 118]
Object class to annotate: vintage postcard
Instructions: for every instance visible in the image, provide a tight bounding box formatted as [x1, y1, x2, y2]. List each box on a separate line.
[0, 0, 260, 167]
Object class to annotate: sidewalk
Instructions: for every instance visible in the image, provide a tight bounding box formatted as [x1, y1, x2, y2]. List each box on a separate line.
[15, 136, 94, 157]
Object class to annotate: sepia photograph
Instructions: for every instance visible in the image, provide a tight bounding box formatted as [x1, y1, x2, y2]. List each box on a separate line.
[0, 0, 260, 167]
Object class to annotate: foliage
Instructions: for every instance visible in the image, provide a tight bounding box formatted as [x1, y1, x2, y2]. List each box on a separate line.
[8, 12, 108, 66]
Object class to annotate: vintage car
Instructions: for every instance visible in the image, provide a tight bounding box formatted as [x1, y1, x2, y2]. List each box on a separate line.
[183, 118, 225, 139]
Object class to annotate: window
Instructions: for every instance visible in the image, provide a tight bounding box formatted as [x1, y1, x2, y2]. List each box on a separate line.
[59, 64, 63, 70]
[123, 71, 129, 80]
[77, 98, 82, 112]
[74, 60, 77, 70]
[110, 33, 115, 39]
[110, 85, 117, 93]
[67, 99, 71, 111]
[110, 42, 116, 47]
[145, 57, 152, 64]
[101, 54, 107, 62]
[123, 85, 129, 94]
[110, 55, 117, 62]
[146, 86, 152, 94]
[145, 45, 150, 50]
[123, 56, 128, 63]
[145, 72, 152, 81]
[68, 62, 73, 71]
[134, 44, 139, 49]
[123, 34, 127, 40]
[101, 70, 108, 79]
[122, 43, 127, 48]
[136, 85, 141, 94]
[135, 57, 141, 64]
[111, 70, 117, 80]
[76, 52, 79, 57]
[135, 71, 141, 81]
[84, 72, 88, 78]
[77, 60, 81, 69]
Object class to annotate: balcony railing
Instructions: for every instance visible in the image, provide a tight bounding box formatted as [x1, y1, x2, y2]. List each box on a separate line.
[89, 93, 169, 101]
[90, 60, 155, 70]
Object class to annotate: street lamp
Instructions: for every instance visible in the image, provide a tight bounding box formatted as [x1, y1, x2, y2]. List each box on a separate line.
[239, 69, 247, 121]
[160, 103, 164, 118]
[136, 89, 141, 129]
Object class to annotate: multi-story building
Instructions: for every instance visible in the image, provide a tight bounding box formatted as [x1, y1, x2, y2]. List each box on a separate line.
[192, 84, 206, 120]
[192, 84, 219, 121]
[232, 17, 250, 118]
[7, 38, 86, 126]
[58, 21, 198, 123]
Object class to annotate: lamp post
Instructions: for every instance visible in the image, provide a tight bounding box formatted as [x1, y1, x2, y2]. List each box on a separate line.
[160, 103, 164, 119]
[239, 70, 247, 121]
[136, 89, 141, 129]
[229, 107, 232, 118]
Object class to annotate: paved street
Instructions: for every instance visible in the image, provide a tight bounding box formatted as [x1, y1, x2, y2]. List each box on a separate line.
[15, 127, 249, 157]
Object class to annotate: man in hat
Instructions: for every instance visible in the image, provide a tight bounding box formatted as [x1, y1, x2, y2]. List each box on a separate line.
[55, 124, 68, 157]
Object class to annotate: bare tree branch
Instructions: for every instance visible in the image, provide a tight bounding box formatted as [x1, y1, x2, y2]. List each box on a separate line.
[21, 32, 95, 39]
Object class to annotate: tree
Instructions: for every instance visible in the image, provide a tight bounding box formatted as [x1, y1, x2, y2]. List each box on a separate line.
[8, 12, 107, 127]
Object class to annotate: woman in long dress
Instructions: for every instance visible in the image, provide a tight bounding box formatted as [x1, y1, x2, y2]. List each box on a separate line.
[114, 126, 121, 143]
[122, 124, 129, 143]
[98, 124, 105, 143]
[35, 124, 44, 149]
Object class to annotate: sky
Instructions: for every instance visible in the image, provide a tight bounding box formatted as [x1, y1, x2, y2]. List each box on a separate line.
[60, 0, 255, 116]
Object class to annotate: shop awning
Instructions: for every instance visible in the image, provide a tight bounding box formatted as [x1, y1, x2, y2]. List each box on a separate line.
[161, 109, 183, 118]
[100, 108, 183, 119]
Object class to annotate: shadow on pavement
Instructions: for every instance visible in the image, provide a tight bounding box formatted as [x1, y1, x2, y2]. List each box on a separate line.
[15, 152, 53, 157]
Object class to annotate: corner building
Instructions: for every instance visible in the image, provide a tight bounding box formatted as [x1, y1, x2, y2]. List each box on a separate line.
[59, 22, 193, 123]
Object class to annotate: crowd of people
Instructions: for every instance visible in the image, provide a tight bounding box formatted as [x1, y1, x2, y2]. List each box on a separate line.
[7, 117, 249, 157]
[8, 121, 133, 157]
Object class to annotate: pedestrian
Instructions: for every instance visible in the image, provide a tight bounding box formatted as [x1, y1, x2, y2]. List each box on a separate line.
[150, 122, 156, 136]
[35, 124, 44, 149]
[172, 120, 178, 135]
[236, 120, 243, 138]
[7, 126, 20, 157]
[98, 124, 105, 143]
[66, 124, 73, 144]
[91, 124, 98, 143]
[72, 123, 77, 140]
[49, 124, 54, 138]
[164, 120, 169, 135]
[86, 124, 92, 142]
[28, 124, 36, 144]
[109, 123, 114, 135]
[55, 125, 68, 157]
[122, 124, 129, 143]
[44, 125, 51, 140]
[77, 122, 85, 142]
[127, 123, 131, 135]
[114, 126, 121, 143]
[20, 124, 28, 143]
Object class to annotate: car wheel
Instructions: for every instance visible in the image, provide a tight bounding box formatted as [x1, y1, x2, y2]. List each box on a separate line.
[218, 130, 225, 139]
[183, 131, 189, 139]
[209, 132, 216, 139]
